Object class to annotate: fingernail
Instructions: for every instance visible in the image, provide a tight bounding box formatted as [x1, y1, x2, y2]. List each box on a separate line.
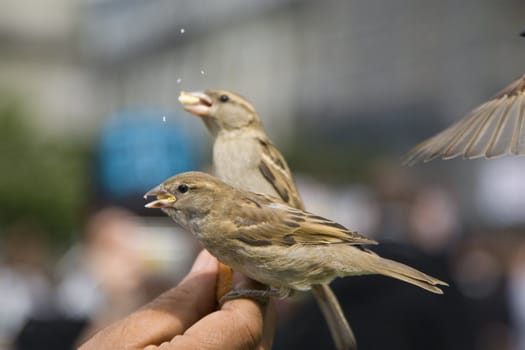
[190, 250, 216, 273]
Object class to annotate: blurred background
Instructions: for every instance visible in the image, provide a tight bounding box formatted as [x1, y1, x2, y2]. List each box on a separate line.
[1, 0, 525, 349]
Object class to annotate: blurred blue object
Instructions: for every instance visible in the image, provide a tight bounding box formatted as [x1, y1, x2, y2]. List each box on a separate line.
[98, 108, 200, 198]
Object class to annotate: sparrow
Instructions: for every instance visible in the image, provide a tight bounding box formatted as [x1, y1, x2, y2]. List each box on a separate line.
[404, 73, 525, 165]
[179, 89, 355, 349]
[144, 172, 448, 299]
[178, 90, 303, 209]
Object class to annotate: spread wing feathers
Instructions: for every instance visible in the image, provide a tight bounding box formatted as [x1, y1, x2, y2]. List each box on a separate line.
[257, 138, 305, 210]
[404, 74, 525, 166]
[229, 194, 377, 247]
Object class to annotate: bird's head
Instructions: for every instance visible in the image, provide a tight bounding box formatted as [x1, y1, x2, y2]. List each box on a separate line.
[144, 171, 225, 227]
[178, 90, 261, 135]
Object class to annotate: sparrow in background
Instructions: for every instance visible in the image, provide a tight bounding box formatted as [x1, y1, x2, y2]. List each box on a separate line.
[144, 172, 447, 298]
[404, 31, 525, 165]
[178, 89, 355, 349]
[179, 90, 303, 209]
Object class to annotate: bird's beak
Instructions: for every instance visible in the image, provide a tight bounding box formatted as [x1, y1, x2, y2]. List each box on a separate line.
[178, 91, 212, 117]
[144, 185, 177, 208]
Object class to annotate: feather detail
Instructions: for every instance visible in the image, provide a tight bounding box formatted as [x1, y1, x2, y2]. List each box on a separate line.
[257, 138, 305, 210]
[404, 74, 525, 165]
[365, 255, 448, 294]
[229, 193, 376, 247]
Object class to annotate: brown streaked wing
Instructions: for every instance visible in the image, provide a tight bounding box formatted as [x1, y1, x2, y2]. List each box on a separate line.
[293, 212, 378, 246]
[229, 194, 376, 247]
[257, 138, 305, 210]
[228, 194, 305, 247]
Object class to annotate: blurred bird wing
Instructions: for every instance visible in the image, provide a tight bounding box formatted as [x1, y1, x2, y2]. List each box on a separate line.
[257, 138, 305, 210]
[229, 194, 377, 247]
[404, 74, 525, 165]
[496, 74, 525, 97]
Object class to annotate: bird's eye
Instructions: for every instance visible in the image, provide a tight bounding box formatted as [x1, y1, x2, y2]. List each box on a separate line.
[178, 184, 189, 193]
[219, 94, 229, 102]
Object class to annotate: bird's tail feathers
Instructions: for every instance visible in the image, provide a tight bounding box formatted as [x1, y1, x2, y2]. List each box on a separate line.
[370, 256, 448, 294]
[311, 283, 357, 350]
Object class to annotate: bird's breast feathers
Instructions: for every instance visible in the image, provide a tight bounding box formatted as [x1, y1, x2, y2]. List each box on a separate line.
[213, 135, 281, 197]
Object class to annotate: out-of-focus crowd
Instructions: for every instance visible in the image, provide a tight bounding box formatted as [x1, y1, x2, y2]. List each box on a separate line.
[0, 207, 199, 349]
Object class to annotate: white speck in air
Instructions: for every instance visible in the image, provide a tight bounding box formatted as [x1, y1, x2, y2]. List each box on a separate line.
[200, 70, 205, 75]
[162, 116, 166, 122]
[180, 28, 185, 34]
[176, 78, 182, 84]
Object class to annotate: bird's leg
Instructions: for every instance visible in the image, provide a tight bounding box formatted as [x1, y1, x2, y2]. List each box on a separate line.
[219, 288, 290, 306]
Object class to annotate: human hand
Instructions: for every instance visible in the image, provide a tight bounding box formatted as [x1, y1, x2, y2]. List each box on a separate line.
[79, 250, 276, 350]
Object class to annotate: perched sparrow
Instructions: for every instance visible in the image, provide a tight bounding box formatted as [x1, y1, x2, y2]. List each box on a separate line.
[144, 172, 448, 298]
[404, 73, 525, 165]
[178, 90, 303, 209]
[179, 90, 354, 349]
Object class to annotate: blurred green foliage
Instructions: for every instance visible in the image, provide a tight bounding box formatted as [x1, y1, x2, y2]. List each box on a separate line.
[0, 97, 90, 244]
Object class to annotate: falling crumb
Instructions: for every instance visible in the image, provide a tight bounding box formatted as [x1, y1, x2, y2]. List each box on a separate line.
[200, 70, 205, 75]
[176, 78, 182, 84]
[180, 28, 185, 34]
[162, 116, 166, 122]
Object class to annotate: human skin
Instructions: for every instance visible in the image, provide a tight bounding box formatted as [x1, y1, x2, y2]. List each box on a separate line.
[79, 250, 277, 350]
